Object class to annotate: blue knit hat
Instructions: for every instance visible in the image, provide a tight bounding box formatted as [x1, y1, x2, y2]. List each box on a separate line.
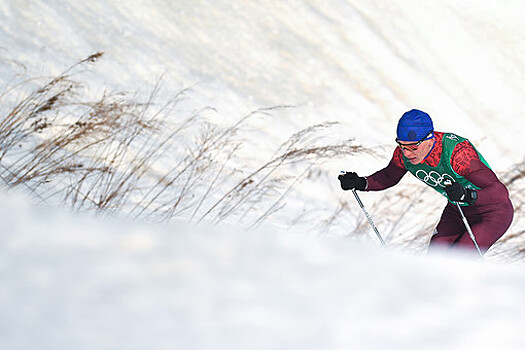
[396, 109, 434, 142]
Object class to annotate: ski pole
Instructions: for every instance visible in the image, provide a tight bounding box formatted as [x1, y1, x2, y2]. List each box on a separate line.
[454, 202, 484, 261]
[443, 180, 484, 260]
[351, 188, 387, 248]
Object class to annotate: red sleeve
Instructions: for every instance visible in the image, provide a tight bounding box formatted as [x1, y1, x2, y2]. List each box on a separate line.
[450, 140, 485, 176]
[451, 141, 511, 205]
[366, 148, 407, 191]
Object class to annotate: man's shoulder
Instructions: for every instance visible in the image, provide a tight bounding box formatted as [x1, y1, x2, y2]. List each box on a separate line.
[438, 132, 468, 143]
[392, 146, 405, 169]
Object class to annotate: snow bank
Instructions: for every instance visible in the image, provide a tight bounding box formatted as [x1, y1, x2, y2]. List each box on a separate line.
[1, 191, 524, 349]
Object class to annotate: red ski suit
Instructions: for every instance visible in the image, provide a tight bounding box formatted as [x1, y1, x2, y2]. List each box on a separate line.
[364, 132, 513, 253]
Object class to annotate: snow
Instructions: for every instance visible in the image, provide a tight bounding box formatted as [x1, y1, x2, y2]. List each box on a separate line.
[3, 190, 525, 349]
[1, 1, 524, 349]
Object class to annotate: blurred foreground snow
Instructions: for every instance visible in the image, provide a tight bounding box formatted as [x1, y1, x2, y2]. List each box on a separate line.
[1, 190, 525, 350]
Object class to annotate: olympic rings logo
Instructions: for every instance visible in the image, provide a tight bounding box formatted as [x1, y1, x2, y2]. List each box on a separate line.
[415, 170, 455, 187]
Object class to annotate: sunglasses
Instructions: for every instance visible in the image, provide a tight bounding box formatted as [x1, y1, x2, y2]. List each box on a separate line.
[396, 132, 433, 151]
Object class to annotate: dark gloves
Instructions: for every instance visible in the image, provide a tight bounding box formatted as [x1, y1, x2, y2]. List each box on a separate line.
[338, 172, 367, 191]
[444, 181, 478, 205]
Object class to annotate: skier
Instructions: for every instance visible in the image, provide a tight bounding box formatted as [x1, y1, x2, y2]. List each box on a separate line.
[338, 109, 514, 254]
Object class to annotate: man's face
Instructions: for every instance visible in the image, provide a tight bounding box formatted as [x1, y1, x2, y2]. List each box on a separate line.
[397, 138, 435, 164]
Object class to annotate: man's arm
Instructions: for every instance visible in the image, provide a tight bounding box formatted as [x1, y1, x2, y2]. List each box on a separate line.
[366, 148, 407, 191]
[452, 141, 511, 205]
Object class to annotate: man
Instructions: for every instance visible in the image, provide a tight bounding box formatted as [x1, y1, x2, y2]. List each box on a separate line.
[338, 109, 513, 254]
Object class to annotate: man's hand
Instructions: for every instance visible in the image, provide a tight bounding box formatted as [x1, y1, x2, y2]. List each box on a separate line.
[338, 171, 367, 191]
[444, 181, 477, 205]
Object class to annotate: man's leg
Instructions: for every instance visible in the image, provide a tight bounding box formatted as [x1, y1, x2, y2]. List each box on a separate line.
[428, 204, 466, 250]
[454, 205, 514, 252]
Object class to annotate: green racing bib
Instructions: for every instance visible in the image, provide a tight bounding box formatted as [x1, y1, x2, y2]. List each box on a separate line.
[402, 133, 491, 206]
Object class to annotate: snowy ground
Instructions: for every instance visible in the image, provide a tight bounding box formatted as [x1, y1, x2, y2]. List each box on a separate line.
[1, 0, 525, 349]
[3, 190, 525, 350]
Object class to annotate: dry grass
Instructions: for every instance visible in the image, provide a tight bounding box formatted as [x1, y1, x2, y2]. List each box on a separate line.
[486, 158, 525, 261]
[5, 53, 518, 257]
[0, 53, 366, 229]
